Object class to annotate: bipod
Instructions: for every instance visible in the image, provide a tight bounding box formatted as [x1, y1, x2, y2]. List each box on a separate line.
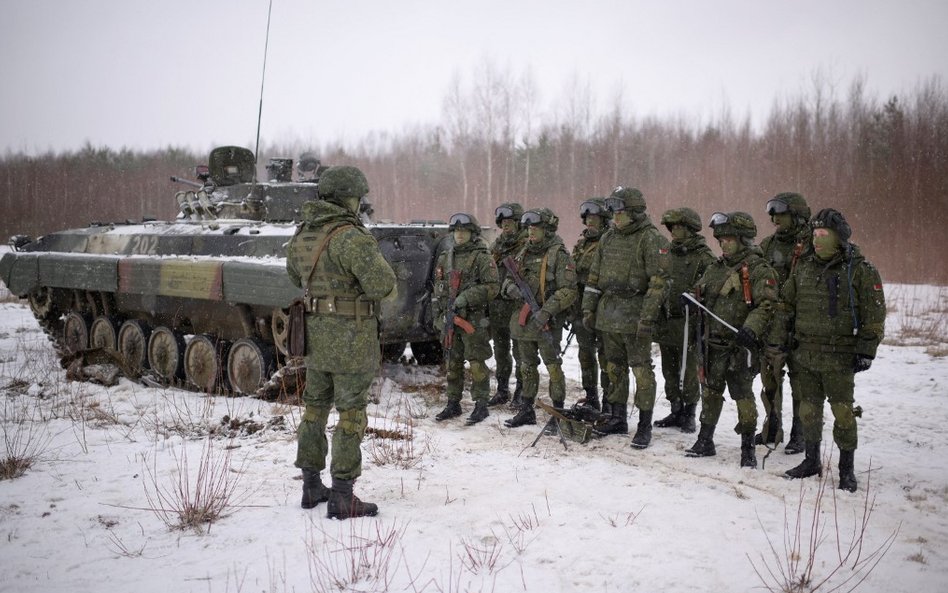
[528, 414, 568, 451]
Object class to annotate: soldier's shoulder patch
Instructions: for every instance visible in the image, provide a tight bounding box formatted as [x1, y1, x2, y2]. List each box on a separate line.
[566, 262, 576, 271]
[873, 283, 883, 291]
[659, 247, 669, 255]
[766, 278, 777, 286]
[435, 266, 444, 280]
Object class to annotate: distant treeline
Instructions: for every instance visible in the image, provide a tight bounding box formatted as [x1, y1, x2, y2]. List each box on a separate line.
[2, 73, 946, 284]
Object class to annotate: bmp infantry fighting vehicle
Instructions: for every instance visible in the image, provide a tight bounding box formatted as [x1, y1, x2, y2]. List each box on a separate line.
[0, 146, 452, 394]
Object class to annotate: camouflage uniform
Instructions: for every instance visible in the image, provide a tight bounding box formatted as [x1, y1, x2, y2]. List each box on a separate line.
[502, 208, 577, 427]
[488, 203, 527, 406]
[758, 192, 813, 452]
[571, 198, 612, 411]
[582, 187, 670, 448]
[287, 166, 396, 518]
[685, 211, 778, 468]
[783, 208, 885, 492]
[654, 208, 714, 432]
[432, 213, 500, 424]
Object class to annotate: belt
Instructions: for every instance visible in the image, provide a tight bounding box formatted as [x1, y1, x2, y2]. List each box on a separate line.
[794, 341, 854, 354]
[305, 296, 375, 318]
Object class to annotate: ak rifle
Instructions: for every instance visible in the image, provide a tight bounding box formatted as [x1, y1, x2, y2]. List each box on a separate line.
[501, 256, 560, 353]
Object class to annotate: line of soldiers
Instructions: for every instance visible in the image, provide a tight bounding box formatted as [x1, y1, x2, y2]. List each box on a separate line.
[433, 187, 886, 494]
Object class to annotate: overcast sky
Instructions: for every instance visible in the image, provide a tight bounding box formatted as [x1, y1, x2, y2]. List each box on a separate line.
[1, 0, 946, 155]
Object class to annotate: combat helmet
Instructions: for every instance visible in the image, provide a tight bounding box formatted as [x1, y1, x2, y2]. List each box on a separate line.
[766, 192, 811, 225]
[317, 166, 369, 203]
[709, 211, 757, 240]
[520, 207, 559, 232]
[661, 207, 702, 233]
[605, 186, 646, 213]
[448, 212, 482, 236]
[494, 202, 524, 227]
[579, 197, 612, 221]
[811, 208, 852, 244]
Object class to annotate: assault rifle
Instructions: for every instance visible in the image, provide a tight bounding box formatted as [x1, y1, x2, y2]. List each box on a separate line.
[501, 256, 559, 353]
[441, 269, 475, 351]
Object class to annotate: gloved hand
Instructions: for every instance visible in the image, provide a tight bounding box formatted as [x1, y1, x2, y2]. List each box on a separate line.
[453, 293, 468, 311]
[680, 292, 697, 308]
[503, 282, 521, 300]
[636, 319, 654, 339]
[853, 354, 873, 373]
[531, 309, 552, 331]
[582, 310, 596, 331]
[736, 327, 758, 349]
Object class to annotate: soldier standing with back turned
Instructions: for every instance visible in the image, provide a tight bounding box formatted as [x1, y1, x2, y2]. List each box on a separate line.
[782, 209, 885, 492]
[582, 187, 670, 449]
[287, 166, 397, 519]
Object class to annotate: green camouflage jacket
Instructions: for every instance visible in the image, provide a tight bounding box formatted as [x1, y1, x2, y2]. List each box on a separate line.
[570, 226, 605, 318]
[432, 238, 500, 331]
[504, 234, 577, 341]
[782, 244, 886, 358]
[491, 229, 527, 292]
[581, 217, 671, 334]
[286, 200, 396, 372]
[657, 233, 714, 345]
[693, 244, 778, 345]
[761, 224, 813, 346]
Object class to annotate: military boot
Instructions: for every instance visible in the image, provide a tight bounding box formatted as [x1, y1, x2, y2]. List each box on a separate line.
[654, 399, 683, 428]
[504, 399, 536, 427]
[755, 412, 782, 445]
[508, 378, 524, 409]
[487, 386, 509, 407]
[601, 394, 613, 416]
[582, 387, 601, 411]
[465, 400, 489, 425]
[300, 469, 330, 509]
[740, 433, 757, 468]
[630, 409, 653, 449]
[685, 423, 716, 457]
[326, 477, 378, 520]
[784, 441, 822, 480]
[593, 402, 628, 435]
[838, 449, 857, 492]
[679, 403, 697, 434]
[435, 400, 462, 421]
[784, 416, 804, 454]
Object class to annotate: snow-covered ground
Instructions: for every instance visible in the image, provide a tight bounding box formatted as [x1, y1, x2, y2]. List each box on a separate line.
[0, 282, 945, 593]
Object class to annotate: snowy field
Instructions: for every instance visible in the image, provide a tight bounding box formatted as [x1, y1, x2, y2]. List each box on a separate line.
[0, 280, 946, 593]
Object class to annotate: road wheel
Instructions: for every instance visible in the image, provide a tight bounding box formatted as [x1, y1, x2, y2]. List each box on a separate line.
[63, 312, 92, 353]
[185, 334, 230, 393]
[89, 316, 121, 351]
[118, 320, 151, 376]
[226, 338, 274, 395]
[148, 326, 186, 382]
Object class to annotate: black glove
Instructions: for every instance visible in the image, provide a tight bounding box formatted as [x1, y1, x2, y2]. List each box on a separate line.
[503, 282, 521, 300]
[853, 354, 873, 373]
[582, 310, 596, 331]
[736, 327, 758, 349]
[531, 309, 552, 331]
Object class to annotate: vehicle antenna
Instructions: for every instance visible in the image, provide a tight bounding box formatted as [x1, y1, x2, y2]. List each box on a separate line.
[253, 0, 274, 181]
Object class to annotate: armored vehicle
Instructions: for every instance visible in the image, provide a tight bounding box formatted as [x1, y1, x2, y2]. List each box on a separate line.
[0, 146, 456, 394]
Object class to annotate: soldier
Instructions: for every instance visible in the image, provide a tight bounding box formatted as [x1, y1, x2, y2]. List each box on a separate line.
[502, 208, 577, 427]
[653, 207, 714, 433]
[685, 212, 778, 468]
[487, 202, 527, 408]
[286, 166, 397, 519]
[432, 213, 500, 425]
[582, 187, 670, 449]
[571, 197, 612, 411]
[758, 192, 813, 454]
[783, 209, 885, 492]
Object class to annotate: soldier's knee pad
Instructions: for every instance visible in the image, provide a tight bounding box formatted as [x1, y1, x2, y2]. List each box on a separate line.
[631, 365, 655, 388]
[337, 409, 367, 437]
[829, 402, 856, 430]
[302, 406, 330, 427]
[469, 360, 489, 382]
[547, 363, 564, 383]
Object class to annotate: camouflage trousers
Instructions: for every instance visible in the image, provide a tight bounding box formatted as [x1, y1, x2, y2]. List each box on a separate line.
[699, 342, 759, 434]
[658, 340, 700, 406]
[759, 345, 794, 420]
[517, 329, 565, 404]
[788, 349, 858, 451]
[602, 331, 656, 411]
[574, 320, 609, 394]
[295, 368, 373, 481]
[446, 326, 493, 403]
[489, 299, 522, 391]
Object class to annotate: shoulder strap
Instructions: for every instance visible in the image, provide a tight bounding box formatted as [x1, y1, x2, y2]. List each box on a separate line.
[303, 223, 354, 300]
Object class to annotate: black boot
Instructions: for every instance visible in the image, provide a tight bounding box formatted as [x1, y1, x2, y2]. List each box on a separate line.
[301, 469, 330, 509]
[593, 402, 628, 435]
[630, 409, 653, 449]
[582, 387, 601, 411]
[679, 403, 697, 434]
[465, 400, 489, 425]
[654, 399, 683, 428]
[326, 477, 378, 520]
[838, 449, 857, 492]
[504, 400, 536, 427]
[435, 400, 462, 421]
[685, 423, 716, 457]
[601, 394, 613, 416]
[784, 441, 822, 480]
[508, 378, 524, 409]
[487, 386, 509, 407]
[754, 411, 782, 445]
[740, 432, 757, 468]
[784, 416, 804, 454]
